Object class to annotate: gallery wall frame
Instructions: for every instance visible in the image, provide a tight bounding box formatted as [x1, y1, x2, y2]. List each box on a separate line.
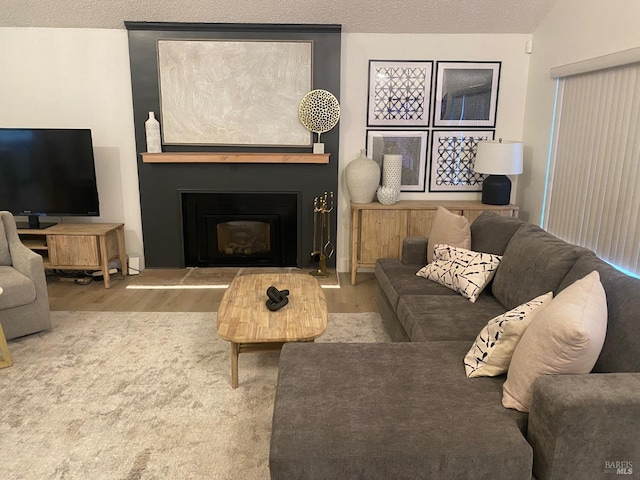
[433, 61, 501, 128]
[367, 60, 433, 127]
[366, 130, 429, 192]
[157, 39, 313, 147]
[429, 130, 495, 192]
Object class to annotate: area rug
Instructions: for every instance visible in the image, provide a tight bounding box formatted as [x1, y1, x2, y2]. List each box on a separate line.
[0, 311, 389, 480]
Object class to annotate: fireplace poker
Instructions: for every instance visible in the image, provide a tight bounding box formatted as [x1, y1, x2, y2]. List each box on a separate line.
[311, 196, 322, 263]
[323, 192, 335, 258]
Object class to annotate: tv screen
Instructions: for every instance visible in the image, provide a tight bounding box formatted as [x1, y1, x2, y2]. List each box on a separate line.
[0, 128, 100, 228]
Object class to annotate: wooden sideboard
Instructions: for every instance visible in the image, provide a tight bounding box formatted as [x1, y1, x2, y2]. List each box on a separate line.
[350, 201, 519, 285]
[17, 223, 126, 289]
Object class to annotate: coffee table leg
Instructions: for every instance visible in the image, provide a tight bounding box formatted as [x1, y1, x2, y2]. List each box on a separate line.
[230, 342, 239, 388]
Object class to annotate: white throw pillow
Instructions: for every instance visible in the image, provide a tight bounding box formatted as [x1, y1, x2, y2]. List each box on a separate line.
[427, 207, 471, 263]
[464, 292, 553, 378]
[416, 245, 502, 303]
[502, 271, 607, 412]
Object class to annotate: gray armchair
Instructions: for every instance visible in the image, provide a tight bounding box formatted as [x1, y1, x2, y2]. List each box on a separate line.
[0, 211, 51, 339]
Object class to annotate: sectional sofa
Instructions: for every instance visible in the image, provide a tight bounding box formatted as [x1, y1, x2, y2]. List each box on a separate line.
[270, 212, 640, 479]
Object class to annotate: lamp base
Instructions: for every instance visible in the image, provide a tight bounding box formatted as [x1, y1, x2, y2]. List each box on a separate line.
[481, 175, 512, 205]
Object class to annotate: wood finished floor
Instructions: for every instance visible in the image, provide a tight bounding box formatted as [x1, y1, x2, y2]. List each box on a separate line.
[46, 270, 378, 313]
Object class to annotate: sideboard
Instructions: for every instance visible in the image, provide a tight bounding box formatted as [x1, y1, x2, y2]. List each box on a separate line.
[350, 201, 519, 285]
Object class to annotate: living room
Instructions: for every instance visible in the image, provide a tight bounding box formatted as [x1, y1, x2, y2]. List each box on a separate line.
[1, 0, 639, 478]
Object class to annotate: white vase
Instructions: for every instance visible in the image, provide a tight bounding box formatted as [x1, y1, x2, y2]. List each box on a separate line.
[376, 186, 400, 205]
[145, 112, 162, 153]
[345, 149, 381, 203]
[382, 154, 402, 190]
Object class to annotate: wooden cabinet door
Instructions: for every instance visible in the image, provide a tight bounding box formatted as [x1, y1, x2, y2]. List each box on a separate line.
[359, 209, 408, 263]
[48, 235, 100, 266]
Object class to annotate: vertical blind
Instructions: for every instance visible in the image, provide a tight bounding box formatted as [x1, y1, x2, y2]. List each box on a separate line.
[543, 62, 640, 275]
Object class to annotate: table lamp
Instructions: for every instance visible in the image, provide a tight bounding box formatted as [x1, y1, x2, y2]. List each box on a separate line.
[474, 139, 523, 205]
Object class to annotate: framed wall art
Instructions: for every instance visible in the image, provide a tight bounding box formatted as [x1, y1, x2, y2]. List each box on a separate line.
[367, 60, 433, 127]
[366, 130, 428, 191]
[429, 130, 494, 192]
[157, 39, 313, 147]
[433, 61, 501, 127]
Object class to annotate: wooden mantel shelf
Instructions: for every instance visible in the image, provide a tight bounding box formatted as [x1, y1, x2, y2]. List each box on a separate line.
[141, 152, 330, 164]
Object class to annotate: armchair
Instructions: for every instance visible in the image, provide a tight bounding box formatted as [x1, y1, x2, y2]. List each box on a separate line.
[0, 211, 51, 339]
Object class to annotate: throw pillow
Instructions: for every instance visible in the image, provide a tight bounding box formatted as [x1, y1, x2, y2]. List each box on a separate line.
[464, 292, 553, 378]
[427, 207, 471, 263]
[502, 271, 607, 412]
[416, 245, 502, 303]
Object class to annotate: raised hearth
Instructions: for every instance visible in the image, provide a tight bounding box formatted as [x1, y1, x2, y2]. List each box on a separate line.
[182, 192, 298, 267]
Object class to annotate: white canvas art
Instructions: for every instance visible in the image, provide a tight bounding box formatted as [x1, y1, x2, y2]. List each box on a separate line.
[157, 40, 313, 146]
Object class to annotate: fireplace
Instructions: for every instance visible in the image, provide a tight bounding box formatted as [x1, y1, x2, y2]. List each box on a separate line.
[182, 192, 298, 267]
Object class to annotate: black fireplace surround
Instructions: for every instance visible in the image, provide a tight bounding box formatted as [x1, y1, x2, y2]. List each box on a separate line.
[126, 23, 340, 268]
[182, 192, 298, 267]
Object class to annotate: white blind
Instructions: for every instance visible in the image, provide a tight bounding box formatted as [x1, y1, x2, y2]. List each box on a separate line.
[543, 63, 640, 275]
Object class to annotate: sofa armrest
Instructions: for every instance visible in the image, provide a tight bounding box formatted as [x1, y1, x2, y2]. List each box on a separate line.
[528, 373, 640, 480]
[402, 237, 428, 265]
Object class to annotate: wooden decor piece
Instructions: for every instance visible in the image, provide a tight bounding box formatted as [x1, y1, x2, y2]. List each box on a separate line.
[141, 152, 330, 164]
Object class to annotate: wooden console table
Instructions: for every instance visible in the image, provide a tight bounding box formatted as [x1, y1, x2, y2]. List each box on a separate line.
[350, 201, 519, 285]
[17, 223, 126, 288]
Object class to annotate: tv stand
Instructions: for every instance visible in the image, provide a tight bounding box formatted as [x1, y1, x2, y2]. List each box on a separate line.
[16, 215, 56, 230]
[17, 223, 126, 289]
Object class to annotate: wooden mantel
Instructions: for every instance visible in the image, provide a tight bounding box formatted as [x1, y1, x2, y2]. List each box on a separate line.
[141, 152, 330, 164]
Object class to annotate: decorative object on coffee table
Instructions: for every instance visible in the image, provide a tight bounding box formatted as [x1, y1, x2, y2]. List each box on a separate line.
[217, 273, 327, 388]
[345, 149, 380, 203]
[298, 89, 340, 154]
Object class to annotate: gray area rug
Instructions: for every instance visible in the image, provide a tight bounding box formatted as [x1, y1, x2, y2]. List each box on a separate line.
[1, 311, 389, 479]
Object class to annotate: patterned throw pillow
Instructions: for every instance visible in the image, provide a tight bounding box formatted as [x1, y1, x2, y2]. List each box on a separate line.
[464, 292, 553, 378]
[416, 245, 502, 303]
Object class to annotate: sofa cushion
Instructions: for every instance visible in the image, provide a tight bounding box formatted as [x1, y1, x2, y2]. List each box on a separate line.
[503, 271, 607, 412]
[416, 245, 501, 302]
[465, 292, 553, 378]
[0, 266, 37, 309]
[559, 254, 640, 373]
[397, 293, 506, 342]
[427, 206, 471, 263]
[376, 258, 458, 311]
[470, 211, 525, 255]
[492, 223, 593, 310]
[270, 342, 532, 480]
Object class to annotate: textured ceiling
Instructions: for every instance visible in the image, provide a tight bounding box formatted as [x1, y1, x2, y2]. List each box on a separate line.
[2, 0, 557, 33]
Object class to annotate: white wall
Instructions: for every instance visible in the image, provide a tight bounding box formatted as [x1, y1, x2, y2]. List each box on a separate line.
[0, 28, 533, 273]
[337, 33, 531, 271]
[0, 27, 144, 264]
[519, 0, 640, 224]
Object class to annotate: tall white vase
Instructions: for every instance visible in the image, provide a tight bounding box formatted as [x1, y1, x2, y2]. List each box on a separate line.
[145, 112, 162, 153]
[345, 149, 381, 203]
[382, 154, 402, 190]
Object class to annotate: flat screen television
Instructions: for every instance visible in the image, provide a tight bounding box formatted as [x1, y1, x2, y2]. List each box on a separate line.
[0, 128, 100, 229]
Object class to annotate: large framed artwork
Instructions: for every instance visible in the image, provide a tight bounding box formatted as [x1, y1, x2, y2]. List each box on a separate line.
[157, 39, 313, 146]
[367, 60, 433, 127]
[433, 61, 501, 127]
[366, 130, 428, 192]
[429, 130, 495, 192]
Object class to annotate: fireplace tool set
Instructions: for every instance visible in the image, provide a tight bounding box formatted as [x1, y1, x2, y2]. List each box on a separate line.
[310, 191, 334, 277]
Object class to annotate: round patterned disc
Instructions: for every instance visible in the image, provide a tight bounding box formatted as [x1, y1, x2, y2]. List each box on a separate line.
[298, 89, 341, 134]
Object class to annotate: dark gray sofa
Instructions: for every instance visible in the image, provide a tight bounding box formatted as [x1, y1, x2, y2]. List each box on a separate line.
[270, 212, 640, 480]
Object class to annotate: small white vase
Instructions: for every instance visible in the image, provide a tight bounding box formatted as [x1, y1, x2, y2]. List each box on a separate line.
[345, 149, 381, 203]
[382, 154, 402, 190]
[376, 186, 400, 205]
[145, 112, 162, 153]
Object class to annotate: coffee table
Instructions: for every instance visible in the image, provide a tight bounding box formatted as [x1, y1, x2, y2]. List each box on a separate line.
[217, 273, 327, 388]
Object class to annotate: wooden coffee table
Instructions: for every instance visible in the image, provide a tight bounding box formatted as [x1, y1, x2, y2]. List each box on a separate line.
[217, 273, 327, 388]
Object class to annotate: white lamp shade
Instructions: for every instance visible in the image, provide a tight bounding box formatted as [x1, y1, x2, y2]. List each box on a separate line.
[474, 140, 523, 175]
